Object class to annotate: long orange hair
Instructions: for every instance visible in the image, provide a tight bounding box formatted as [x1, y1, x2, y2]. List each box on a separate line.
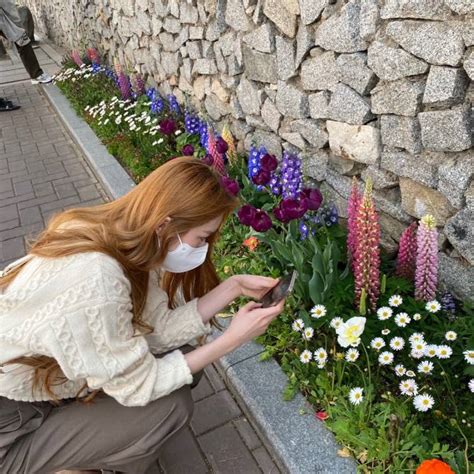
[1, 157, 239, 400]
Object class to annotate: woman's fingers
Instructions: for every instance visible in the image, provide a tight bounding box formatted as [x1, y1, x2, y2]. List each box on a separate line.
[252, 299, 285, 320]
[242, 300, 263, 311]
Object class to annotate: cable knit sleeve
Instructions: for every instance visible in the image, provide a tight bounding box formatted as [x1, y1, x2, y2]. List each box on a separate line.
[141, 269, 211, 354]
[47, 259, 193, 407]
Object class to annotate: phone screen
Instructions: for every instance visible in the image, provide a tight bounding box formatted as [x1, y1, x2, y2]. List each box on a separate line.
[259, 271, 297, 308]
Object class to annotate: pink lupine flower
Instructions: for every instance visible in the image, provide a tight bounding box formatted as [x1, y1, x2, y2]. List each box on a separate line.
[347, 177, 362, 271]
[117, 71, 131, 101]
[353, 179, 380, 312]
[415, 215, 438, 301]
[71, 50, 84, 67]
[207, 129, 226, 175]
[86, 47, 100, 65]
[132, 73, 146, 96]
[396, 222, 418, 281]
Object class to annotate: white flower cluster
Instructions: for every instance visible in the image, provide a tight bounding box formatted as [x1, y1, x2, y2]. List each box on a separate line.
[294, 298, 471, 414]
[82, 97, 175, 145]
[53, 64, 100, 83]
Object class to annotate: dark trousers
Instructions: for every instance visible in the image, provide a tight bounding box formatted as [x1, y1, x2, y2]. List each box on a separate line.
[0, 32, 42, 79]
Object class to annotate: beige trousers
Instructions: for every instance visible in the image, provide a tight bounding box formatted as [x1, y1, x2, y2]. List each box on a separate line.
[0, 347, 201, 474]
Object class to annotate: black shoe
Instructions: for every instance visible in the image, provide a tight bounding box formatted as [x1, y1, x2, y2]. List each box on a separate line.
[0, 98, 21, 112]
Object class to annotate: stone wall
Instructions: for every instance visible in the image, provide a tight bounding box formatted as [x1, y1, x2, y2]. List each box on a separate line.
[24, 0, 473, 299]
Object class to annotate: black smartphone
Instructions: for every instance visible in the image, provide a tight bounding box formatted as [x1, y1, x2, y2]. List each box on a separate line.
[259, 271, 298, 308]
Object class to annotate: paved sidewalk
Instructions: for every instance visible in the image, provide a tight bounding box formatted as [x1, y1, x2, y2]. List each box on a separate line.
[0, 41, 280, 473]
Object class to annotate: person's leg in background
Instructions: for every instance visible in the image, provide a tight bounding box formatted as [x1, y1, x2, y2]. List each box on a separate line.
[15, 39, 46, 82]
[0, 1, 51, 84]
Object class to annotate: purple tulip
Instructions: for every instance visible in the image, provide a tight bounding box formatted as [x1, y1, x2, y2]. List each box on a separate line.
[281, 198, 308, 219]
[251, 210, 272, 232]
[182, 144, 195, 156]
[216, 137, 229, 154]
[221, 176, 240, 196]
[159, 118, 177, 135]
[238, 205, 257, 226]
[274, 206, 290, 223]
[300, 188, 323, 211]
[251, 169, 271, 186]
[260, 153, 278, 172]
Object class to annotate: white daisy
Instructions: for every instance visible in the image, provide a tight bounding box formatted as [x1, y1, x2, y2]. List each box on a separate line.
[390, 337, 405, 351]
[437, 345, 452, 359]
[445, 331, 457, 341]
[469, 379, 474, 393]
[399, 379, 418, 396]
[104, 118, 110, 125]
[409, 333, 425, 345]
[291, 319, 304, 332]
[388, 295, 403, 307]
[84, 105, 90, 111]
[411, 341, 427, 353]
[174, 129, 182, 135]
[410, 350, 425, 359]
[300, 349, 312, 364]
[330, 317, 343, 329]
[314, 348, 328, 365]
[394, 364, 406, 377]
[406, 370, 416, 378]
[424, 345, 438, 358]
[345, 348, 360, 362]
[413, 313, 421, 321]
[379, 351, 394, 365]
[381, 329, 391, 336]
[310, 305, 327, 319]
[395, 313, 411, 327]
[425, 300, 441, 313]
[115, 117, 122, 125]
[303, 327, 314, 341]
[349, 387, 364, 405]
[413, 393, 435, 412]
[371, 337, 386, 351]
[377, 307, 393, 321]
[464, 350, 474, 365]
[417, 360, 434, 374]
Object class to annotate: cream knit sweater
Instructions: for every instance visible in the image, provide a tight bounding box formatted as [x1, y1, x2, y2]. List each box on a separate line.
[0, 252, 211, 406]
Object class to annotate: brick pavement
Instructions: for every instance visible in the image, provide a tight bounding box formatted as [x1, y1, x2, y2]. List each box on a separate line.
[0, 41, 281, 473]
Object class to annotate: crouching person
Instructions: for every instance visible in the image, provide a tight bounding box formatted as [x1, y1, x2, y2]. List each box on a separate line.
[0, 157, 284, 474]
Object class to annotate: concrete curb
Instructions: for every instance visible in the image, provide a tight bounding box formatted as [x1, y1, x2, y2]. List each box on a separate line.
[41, 84, 135, 200]
[43, 84, 357, 474]
[211, 323, 357, 474]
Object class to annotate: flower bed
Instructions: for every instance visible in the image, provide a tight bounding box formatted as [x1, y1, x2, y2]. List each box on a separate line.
[53, 49, 473, 473]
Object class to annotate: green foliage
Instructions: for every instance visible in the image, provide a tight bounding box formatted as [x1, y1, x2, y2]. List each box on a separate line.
[57, 59, 473, 474]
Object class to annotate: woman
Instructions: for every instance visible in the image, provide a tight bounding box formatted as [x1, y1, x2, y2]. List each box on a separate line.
[0, 157, 284, 474]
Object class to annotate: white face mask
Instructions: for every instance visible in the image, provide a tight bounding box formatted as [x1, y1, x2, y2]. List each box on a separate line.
[161, 234, 209, 273]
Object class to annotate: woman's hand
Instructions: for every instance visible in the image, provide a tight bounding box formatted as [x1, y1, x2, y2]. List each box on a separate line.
[184, 300, 285, 375]
[232, 274, 279, 300]
[224, 300, 286, 348]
